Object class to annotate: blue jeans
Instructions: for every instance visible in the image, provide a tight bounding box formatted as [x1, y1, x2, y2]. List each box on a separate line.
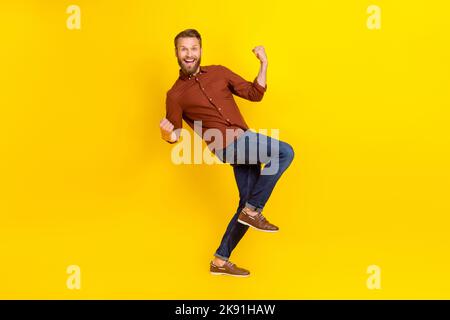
[213, 129, 295, 261]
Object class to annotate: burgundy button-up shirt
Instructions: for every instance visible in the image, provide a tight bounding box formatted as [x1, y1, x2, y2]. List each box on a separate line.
[165, 64, 267, 151]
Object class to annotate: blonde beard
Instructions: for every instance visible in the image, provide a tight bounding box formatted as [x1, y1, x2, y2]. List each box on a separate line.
[178, 59, 201, 76]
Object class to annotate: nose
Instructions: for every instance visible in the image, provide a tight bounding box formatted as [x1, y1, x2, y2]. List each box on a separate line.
[186, 49, 196, 57]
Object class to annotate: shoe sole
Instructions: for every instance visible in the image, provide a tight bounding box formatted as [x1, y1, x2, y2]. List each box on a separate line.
[210, 271, 250, 277]
[237, 219, 279, 232]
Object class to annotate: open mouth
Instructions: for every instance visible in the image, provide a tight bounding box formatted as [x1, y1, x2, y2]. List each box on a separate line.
[184, 59, 196, 66]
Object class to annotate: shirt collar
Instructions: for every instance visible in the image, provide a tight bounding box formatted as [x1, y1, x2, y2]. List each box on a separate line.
[179, 65, 208, 80]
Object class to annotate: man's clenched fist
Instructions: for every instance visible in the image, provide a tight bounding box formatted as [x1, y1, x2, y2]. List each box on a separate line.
[252, 45, 267, 65]
[159, 118, 177, 142]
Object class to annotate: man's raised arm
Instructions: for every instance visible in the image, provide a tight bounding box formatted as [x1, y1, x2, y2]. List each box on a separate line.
[223, 45, 268, 102]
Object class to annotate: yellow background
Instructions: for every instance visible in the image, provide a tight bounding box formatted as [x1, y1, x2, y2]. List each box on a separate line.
[1, 0, 450, 299]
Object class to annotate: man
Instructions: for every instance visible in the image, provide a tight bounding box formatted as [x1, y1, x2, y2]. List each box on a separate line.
[160, 29, 294, 277]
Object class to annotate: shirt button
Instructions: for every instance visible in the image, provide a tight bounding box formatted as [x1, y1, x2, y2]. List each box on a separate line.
[218, 107, 222, 111]
[209, 97, 212, 101]
[226, 118, 230, 121]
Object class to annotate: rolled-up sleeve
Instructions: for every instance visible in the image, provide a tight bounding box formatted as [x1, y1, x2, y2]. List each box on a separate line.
[221, 65, 267, 102]
[165, 92, 183, 144]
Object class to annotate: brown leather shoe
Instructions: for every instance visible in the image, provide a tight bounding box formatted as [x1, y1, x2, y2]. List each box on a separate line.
[237, 209, 279, 232]
[210, 261, 250, 277]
